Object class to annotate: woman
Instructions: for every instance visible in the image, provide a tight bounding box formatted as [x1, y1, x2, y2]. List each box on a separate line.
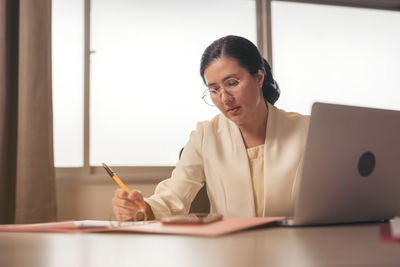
[112, 35, 309, 221]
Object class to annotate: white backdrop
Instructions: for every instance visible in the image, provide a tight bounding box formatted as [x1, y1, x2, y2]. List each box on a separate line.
[271, 1, 400, 115]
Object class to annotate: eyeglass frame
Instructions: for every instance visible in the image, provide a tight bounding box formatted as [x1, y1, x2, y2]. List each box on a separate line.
[201, 78, 242, 106]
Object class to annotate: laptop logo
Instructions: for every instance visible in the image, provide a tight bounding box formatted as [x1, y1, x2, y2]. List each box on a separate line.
[358, 151, 376, 177]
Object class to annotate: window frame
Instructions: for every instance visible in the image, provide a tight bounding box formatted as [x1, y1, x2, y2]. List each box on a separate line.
[55, 0, 400, 183]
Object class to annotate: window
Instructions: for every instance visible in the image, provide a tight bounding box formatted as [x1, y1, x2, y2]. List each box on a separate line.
[52, 0, 84, 167]
[53, 0, 400, 177]
[90, 0, 257, 166]
[52, 0, 257, 169]
[271, 1, 400, 115]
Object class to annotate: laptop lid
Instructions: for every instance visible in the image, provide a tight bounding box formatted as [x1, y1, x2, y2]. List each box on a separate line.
[290, 102, 400, 226]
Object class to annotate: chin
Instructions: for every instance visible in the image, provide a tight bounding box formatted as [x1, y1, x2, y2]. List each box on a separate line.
[227, 115, 245, 126]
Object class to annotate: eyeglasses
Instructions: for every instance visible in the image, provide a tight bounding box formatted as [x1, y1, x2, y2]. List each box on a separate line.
[201, 78, 241, 106]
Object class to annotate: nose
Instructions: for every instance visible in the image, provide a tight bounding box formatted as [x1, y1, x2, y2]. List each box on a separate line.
[220, 89, 234, 103]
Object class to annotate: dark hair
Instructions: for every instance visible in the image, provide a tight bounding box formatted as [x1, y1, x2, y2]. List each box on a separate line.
[200, 35, 280, 105]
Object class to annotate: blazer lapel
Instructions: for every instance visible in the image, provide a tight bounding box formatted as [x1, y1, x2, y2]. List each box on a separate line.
[217, 116, 255, 217]
[263, 102, 294, 216]
[263, 102, 277, 216]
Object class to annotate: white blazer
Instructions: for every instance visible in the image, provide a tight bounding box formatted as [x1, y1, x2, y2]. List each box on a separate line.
[145, 102, 310, 219]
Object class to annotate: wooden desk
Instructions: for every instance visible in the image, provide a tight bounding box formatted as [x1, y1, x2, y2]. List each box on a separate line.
[0, 223, 399, 267]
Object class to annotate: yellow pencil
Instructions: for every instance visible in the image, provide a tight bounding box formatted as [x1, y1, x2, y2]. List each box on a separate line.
[102, 163, 145, 211]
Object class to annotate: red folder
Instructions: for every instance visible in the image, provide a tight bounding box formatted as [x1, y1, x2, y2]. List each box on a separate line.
[0, 217, 285, 237]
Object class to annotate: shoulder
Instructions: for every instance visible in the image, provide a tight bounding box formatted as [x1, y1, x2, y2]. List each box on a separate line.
[187, 114, 235, 149]
[268, 103, 310, 146]
[194, 113, 229, 133]
[271, 104, 309, 131]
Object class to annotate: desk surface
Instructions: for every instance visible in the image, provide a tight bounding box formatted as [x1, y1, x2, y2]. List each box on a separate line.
[1, 223, 399, 267]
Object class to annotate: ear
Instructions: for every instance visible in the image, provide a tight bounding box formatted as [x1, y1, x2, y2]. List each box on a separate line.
[256, 69, 265, 88]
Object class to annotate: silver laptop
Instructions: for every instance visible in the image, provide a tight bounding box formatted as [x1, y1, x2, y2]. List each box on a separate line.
[282, 102, 400, 226]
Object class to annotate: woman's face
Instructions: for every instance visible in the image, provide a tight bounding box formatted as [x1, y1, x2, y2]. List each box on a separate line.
[203, 57, 265, 127]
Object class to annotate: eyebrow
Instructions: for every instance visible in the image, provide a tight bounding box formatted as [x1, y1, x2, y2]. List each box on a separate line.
[206, 74, 239, 88]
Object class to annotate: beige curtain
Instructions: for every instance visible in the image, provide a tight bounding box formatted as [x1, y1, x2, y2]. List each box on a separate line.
[0, 0, 56, 223]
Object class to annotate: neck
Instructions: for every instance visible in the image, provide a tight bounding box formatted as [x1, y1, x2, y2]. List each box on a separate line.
[239, 102, 268, 148]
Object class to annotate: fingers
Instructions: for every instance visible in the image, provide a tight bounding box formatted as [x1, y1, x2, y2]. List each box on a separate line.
[114, 188, 128, 198]
[112, 198, 136, 221]
[112, 189, 145, 221]
[127, 190, 145, 209]
[114, 189, 143, 201]
[112, 195, 136, 210]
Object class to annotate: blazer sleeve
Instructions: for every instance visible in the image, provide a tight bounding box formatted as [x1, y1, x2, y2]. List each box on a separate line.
[144, 122, 206, 219]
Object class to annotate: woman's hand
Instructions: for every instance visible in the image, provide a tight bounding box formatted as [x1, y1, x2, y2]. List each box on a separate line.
[112, 189, 147, 221]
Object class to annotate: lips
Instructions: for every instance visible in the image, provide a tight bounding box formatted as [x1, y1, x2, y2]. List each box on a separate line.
[226, 106, 241, 115]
